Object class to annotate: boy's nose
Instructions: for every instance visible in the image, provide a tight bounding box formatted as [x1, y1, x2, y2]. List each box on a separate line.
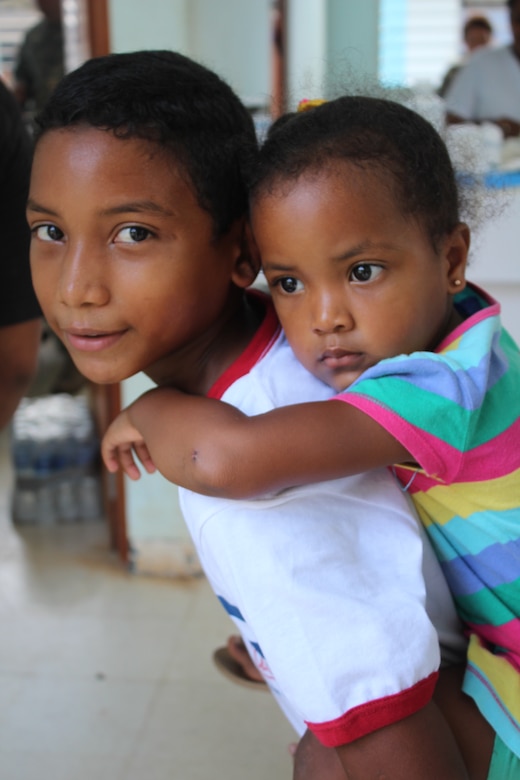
[59, 244, 109, 307]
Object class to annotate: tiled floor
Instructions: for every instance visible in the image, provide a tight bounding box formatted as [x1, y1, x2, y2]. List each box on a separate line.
[0, 429, 295, 780]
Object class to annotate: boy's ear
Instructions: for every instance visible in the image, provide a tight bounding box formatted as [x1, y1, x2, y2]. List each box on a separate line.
[445, 222, 470, 294]
[231, 221, 261, 289]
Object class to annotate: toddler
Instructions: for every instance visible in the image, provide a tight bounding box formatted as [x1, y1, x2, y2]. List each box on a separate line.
[102, 96, 520, 778]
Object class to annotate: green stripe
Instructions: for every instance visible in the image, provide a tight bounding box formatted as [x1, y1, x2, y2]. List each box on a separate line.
[455, 579, 520, 626]
[354, 368, 520, 451]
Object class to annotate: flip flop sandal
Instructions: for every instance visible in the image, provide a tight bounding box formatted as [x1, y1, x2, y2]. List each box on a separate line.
[212, 646, 268, 691]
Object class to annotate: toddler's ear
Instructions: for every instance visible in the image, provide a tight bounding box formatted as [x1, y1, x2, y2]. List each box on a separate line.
[445, 222, 470, 292]
[232, 221, 261, 289]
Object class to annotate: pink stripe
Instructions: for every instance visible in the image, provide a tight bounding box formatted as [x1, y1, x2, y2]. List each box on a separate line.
[467, 621, 520, 672]
[342, 395, 456, 480]
[454, 418, 520, 481]
[341, 395, 520, 484]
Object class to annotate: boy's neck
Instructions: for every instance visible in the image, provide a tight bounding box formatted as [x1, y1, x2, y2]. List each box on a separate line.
[145, 290, 264, 396]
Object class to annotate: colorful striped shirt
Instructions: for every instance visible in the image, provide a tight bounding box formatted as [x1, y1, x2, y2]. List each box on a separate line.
[335, 283, 520, 757]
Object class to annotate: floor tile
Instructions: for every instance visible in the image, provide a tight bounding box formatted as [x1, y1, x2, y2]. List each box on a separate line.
[0, 429, 298, 779]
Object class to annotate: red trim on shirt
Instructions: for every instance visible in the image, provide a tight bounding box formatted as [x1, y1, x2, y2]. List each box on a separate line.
[207, 291, 280, 400]
[305, 671, 438, 748]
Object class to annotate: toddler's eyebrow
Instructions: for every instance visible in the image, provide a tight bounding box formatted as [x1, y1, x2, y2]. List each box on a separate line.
[332, 240, 399, 262]
[263, 240, 401, 271]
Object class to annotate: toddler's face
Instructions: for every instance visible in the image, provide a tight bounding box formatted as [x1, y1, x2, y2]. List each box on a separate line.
[28, 127, 244, 386]
[251, 163, 468, 392]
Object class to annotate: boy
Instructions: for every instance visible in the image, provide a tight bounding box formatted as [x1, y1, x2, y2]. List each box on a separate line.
[28, 51, 471, 779]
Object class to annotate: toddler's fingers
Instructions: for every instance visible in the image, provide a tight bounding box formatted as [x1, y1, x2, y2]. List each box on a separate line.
[116, 445, 142, 480]
[133, 441, 157, 474]
[101, 443, 120, 473]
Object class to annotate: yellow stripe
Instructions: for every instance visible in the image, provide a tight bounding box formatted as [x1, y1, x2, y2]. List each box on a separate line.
[413, 470, 520, 526]
[442, 335, 463, 353]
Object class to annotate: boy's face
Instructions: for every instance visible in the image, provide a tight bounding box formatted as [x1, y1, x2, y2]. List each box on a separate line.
[251, 164, 468, 392]
[28, 127, 250, 387]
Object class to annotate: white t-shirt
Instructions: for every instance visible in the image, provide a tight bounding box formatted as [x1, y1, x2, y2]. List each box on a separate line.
[444, 45, 520, 123]
[179, 294, 466, 747]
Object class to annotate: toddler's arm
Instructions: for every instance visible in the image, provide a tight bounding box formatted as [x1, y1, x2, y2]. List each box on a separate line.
[102, 385, 411, 498]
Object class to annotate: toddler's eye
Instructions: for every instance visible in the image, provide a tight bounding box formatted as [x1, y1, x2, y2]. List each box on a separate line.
[277, 277, 303, 294]
[34, 224, 64, 242]
[350, 264, 383, 283]
[116, 226, 151, 243]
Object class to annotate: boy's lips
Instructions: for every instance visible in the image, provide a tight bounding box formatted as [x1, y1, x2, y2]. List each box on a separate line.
[64, 327, 128, 353]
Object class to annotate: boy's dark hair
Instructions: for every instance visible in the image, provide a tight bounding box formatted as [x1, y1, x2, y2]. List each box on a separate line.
[35, 50, 258, 236]
[250, 96, 461, 250]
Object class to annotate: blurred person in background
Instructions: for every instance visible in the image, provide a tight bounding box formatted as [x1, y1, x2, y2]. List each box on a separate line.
[0, 80, 41, 430]
[444, 0, 520, 138]
[438, 15, 493, 98]
[12, 0, 84, 395]
[13, 0, 64, 129]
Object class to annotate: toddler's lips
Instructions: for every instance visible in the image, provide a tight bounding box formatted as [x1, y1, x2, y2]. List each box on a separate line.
[64, 328, 127, 352]
[320, 348, 363, 370]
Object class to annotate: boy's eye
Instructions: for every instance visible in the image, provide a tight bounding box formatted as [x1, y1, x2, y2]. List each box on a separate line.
[115, 226, 151, 243]
[350, 263, 383, 283]
[276, 277, 303, 294]
[34, 224, 64, 242]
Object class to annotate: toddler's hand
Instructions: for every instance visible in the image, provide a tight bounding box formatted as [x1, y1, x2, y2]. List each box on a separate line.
[101, 409, 157, 480]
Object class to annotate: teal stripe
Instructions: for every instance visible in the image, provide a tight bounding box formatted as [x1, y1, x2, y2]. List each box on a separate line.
[441, 317, 497, 370]
[426, 508, 520, 561]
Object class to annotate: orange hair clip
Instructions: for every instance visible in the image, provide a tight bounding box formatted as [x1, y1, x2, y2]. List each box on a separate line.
[297, 98, 327, 113]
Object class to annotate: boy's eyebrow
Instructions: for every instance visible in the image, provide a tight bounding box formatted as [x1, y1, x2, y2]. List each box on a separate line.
[99, 200, 176, 217]
[26, 198, 175, 217]
[26, 198, 57, 215]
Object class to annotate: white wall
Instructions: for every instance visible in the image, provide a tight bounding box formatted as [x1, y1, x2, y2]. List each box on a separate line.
[380, 0, 460, 88]
[286, 0, 326, 105]
[468, 185, 520, 346]
[286, 0, 380, 107]
[108, 0, 271, 106]
[121, 374, 202, 578]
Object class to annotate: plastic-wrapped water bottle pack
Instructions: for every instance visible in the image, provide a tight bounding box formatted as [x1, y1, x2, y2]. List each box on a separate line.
[10, 394, 103, 525]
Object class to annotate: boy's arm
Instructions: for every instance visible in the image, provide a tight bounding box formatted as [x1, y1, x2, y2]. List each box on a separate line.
[0, 318, 42, 431]
[334, 702, 469, 779]
[102, 385, 410, 497]
[102, 386, 411, 497]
